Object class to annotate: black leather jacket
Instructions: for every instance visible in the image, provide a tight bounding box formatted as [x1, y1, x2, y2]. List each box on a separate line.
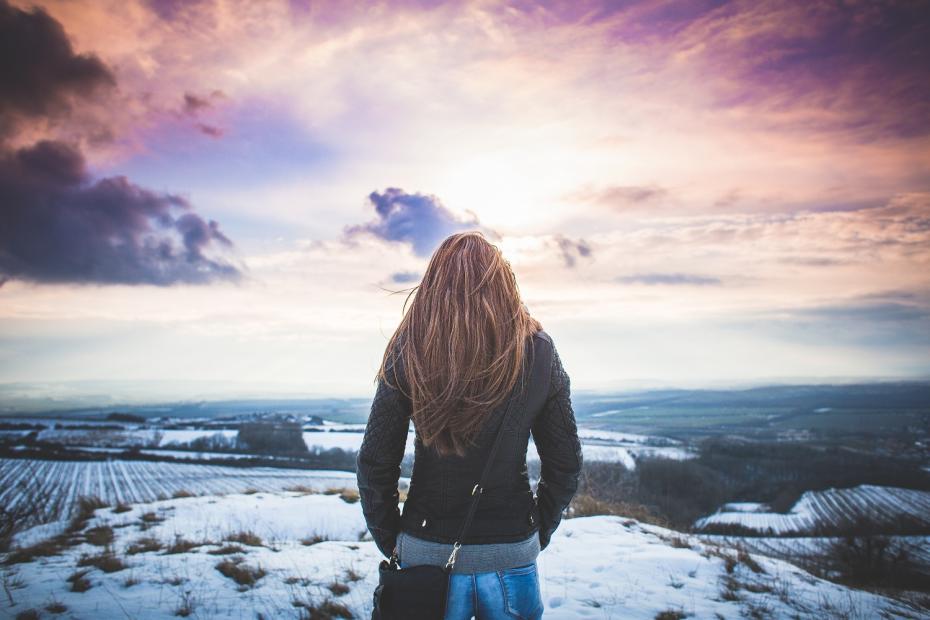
[356, 329, 583, 559]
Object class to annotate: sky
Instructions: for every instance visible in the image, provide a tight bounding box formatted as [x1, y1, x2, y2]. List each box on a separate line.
[1, 0, 928, 402]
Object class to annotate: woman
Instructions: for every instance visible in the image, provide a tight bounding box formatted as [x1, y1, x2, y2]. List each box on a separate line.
[357, 231, 583, 620]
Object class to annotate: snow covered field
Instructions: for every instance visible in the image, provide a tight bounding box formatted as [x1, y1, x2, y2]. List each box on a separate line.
[26, 421, 691, 468]
[694, 484, 930, 536]
[2, 491, 912, 619]
[0, 458, 361, 530]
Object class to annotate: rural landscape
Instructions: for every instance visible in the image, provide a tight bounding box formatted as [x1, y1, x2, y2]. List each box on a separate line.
[2, 0, 929, 618]
[1, 380, 928, 618]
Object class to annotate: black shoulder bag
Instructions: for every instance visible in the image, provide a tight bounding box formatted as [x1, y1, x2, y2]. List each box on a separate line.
[370, 388, 519, 620]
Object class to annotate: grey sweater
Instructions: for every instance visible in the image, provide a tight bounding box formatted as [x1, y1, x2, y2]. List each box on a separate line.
[396, 530, 540, 574]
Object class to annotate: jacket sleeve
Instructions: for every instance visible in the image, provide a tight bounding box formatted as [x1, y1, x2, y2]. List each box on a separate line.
[356, 366, 412, 559]
[531, 339, 583, 550]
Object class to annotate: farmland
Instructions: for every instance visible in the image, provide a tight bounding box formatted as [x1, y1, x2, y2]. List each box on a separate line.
[694, 485, 930, 536]
[0, 458, 360, 531]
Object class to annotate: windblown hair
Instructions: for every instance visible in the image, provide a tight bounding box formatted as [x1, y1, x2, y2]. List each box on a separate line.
[377, 231, 543, 457]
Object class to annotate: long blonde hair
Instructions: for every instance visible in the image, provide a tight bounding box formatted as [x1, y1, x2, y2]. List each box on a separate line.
[377, 231, 542, 457]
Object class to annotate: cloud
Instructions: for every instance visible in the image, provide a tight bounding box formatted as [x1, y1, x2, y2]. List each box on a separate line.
[567, 183, 668, 211]
[0, 140, 241, 286]
[183, 93, 212, 115]
[194, 123, 224, 138]
[389, 270, 421, 284]
[552, 234, 593, 268]
[0, 0, 239, 286]
[0, 0, 115, 138]
[180, 91, 226, 137]
[344, 187, 493, 257]
[644, 1, 930, 141]
[616, 272, 721, 286]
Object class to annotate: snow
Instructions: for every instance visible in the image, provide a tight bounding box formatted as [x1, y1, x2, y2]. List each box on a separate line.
[694, 485, 930, 535]
[719, 502, 768, 513]
[2, 492, 910, 619]
[0, 458, 362, 533]
[19, 414, 691, 467]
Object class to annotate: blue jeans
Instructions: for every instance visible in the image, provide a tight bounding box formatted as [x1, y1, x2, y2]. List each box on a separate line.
[399, 559, 544, 619]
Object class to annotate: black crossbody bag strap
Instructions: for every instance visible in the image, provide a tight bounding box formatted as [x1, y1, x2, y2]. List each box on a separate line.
[443, 338, 548, 571]
[442, 388, 517, 571]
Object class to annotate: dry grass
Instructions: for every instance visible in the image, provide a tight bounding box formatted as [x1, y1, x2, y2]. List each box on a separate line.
[77, 552, 127, 573]
[126, 536, 163, 555]
[84, 525, 115, 546]
[215, 556, 266, 589]
[326, 581, 350, 596]
[172, 489, 196, 499]
[68, 497, 108, 534]
[293, 598, 353, 619]
[568, 493, 670, 527]
[343, 568, 363, 583]
[15, 609, 40, 620]
[208, 544, 246, 555]
[165, 536, 205, 555]
[45, 599, 68, 614]
[3, 538, 69, 565]
[300, 534, 328, 546]
[225, 530, 263, 547]
[1, 496, 111, 564]
[67, 569, 93, 593]
[112, 503, 133, 514]
[321, 487, 360, 504]
[737, 547, 765, 574]
[138, 511, 165, 530]
[285, 485, 317, 495]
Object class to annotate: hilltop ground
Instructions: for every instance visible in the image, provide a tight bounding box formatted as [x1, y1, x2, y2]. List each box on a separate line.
[1, 489, 919, 620]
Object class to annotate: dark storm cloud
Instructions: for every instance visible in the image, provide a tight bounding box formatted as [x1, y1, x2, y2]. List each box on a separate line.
[0, 0, 115, 137]
[616, 272, 721, 286]
[0, 1, 239, 286]
[0, 140, 240, 286]
[553, 235, 592, 268]
[344, 187, 492, 257]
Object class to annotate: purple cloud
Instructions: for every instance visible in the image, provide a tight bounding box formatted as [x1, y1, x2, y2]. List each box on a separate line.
[390, 270, 421, 284]
[0, 0, 240, 286]
[0, 140, 241, 286]
[344, 187, 493, 256]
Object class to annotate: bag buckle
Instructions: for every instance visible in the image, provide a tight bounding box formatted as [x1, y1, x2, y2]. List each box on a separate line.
[444, 541, 461, 571]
